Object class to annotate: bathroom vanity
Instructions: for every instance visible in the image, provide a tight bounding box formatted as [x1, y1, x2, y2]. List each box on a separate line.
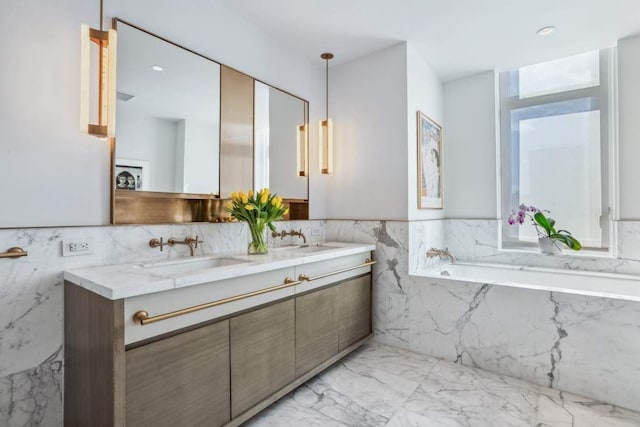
[63, 242, 375, 427]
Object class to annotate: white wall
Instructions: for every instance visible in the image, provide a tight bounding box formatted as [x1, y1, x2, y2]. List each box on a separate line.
[326, 43, 409, 220]
[442, 71, 498, 219]
[618, 34, 640, 220]
[406, 43, 444, 220]
[0, 0, 109, 227]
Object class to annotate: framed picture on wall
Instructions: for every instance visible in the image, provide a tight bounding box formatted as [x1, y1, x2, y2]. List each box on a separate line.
[417, 111, 443, 209]
[115, 158, 150, 191]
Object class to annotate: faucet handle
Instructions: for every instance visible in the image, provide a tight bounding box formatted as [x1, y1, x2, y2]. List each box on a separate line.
[193, 235, 203, 248]
[149, 237, 164, 251]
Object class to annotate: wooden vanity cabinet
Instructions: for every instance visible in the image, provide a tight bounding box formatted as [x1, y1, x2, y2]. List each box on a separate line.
[125, 320, 231, 427]
[64, 255, 373, 427]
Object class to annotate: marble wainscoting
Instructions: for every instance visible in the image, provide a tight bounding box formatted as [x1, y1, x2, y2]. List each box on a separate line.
[327, 220, 413, 349]
[0, 220, 324, 427]
[327, 220, 444, 350]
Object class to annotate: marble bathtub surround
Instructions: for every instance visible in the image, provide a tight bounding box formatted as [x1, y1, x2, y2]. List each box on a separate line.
[247, 343, 640, 427]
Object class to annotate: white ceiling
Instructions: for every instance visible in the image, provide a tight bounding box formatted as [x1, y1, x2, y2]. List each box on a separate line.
[223, 0, 640, 81]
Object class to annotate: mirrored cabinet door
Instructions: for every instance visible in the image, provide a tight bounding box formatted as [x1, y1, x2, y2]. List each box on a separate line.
[115, 20, 221, 196]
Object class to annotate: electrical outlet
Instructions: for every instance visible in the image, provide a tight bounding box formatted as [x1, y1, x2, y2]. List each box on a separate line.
[69, 242, 89, 252]
[311, 226, 322, 237]
[62, 238, 94, 257]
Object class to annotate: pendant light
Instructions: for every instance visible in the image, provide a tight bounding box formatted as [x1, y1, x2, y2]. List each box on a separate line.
[319, 52, 334, 175]
[80, 0, 117, 138]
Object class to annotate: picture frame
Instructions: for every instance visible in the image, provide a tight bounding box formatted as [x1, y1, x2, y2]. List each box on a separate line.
[417, 111, 443, 209]
[115, 158, 150, 191]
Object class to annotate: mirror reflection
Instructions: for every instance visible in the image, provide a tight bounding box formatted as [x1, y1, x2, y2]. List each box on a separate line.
[254, 82, 309, 200]
[115, 21, 221, 195]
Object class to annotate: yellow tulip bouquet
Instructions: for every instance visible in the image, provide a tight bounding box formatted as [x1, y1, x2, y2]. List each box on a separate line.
[226, 188, 288, 254]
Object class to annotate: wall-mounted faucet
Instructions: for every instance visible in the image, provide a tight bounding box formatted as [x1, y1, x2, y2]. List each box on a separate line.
[149, 236, 204, 256]
[272, 229, 307, 244]
[426, 247, 456, 263]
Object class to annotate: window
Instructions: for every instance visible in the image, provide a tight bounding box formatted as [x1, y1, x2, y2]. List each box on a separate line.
[499, 49, 615, 251]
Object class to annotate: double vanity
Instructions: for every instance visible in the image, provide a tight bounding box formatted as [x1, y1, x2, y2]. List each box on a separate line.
[63, 242, 375, 426]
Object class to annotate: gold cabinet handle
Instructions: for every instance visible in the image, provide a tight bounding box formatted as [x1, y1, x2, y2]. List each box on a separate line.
[0, 247, 28, 259]
[298, 258, 376, 282]
[133, 277, 301, 325]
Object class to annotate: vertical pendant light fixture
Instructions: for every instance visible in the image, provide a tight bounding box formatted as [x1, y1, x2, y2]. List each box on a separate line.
[319, 52, 334, 175]
[80, 0, 117, 138]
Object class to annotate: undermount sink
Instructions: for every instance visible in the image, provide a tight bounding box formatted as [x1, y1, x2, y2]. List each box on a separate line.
[135, 256, 250, 276]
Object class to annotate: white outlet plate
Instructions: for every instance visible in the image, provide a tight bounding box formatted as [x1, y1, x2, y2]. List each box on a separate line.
[311, 226, 322, 237]
[62, 237, 95, 257]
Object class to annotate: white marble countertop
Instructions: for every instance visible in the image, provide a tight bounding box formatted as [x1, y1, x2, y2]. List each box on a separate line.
[64, 242, 376, 300]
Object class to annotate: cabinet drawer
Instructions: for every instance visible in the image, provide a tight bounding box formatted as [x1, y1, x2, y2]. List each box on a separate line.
[124, 267, 295, 344]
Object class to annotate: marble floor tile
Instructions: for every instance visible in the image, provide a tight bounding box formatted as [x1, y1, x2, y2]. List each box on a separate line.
[346, 343, 439, 383]
[402, 362, 538, 427]
[245, 396, 345, 427]
[245, 343, 640, 427]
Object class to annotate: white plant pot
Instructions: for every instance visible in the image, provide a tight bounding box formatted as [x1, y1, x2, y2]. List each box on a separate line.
[538, 237, 561, 255]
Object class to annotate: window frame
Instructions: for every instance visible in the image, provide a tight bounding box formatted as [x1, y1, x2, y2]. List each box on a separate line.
[497, 48, 618, 255]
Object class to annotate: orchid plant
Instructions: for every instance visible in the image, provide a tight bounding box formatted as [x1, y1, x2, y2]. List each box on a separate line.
[226, 188, 288, 254]
[507, 204, 582, 251]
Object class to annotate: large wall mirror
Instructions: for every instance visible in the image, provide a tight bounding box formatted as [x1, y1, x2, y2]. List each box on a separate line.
[115, 21, 220, 196]
[111, 19, 309, 224]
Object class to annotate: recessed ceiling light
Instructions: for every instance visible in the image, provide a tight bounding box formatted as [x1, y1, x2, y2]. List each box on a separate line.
[151, 65, 164, 71]
[536, 26, 556, 36]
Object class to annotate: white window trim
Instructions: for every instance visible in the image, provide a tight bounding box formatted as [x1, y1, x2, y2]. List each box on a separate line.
[495, 48, 619, 257]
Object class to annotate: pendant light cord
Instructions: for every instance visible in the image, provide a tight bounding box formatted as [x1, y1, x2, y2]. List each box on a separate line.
[99, 0, 103, 30]
[325, 57, 329, 120]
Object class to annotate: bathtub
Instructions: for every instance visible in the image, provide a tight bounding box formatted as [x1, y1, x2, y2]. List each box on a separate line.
[416, 262, 640, 302]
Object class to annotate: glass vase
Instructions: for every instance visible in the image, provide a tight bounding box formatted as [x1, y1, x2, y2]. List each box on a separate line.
[247, 222, 268, 255]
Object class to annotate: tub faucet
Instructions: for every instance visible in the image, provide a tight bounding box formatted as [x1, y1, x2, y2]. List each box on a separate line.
[426, 247, 456, 263]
